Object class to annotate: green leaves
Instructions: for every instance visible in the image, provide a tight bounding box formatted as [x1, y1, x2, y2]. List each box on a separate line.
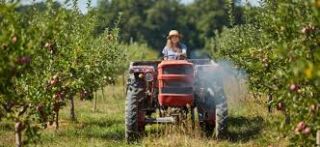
[0, 1, 124, 145]
[208, 0, 320, 145]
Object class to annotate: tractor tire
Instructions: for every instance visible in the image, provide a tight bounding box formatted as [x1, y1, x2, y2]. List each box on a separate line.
[213, 89, 228, 139]
[197, 88, 228, 138]
[199, 119, 214, 137]
[125, 82, 145, 143]
[196, 88, 215, 137]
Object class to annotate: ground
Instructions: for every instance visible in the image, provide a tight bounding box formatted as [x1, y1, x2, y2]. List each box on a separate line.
[0, 83, 288, 147]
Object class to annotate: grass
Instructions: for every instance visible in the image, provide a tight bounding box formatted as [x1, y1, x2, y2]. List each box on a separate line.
[0, 83, 288, 147]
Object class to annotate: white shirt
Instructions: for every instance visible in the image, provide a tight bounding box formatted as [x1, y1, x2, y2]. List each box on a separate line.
[162, 43, 187, 60]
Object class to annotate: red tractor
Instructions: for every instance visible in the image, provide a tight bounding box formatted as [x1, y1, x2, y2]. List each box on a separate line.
[125, 59, 228, 143]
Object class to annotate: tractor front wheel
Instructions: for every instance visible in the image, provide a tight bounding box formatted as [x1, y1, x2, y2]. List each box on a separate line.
[125, 83, 145, 143]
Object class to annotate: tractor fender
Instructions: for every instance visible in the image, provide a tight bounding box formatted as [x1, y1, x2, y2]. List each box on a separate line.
[127, 65, 156, 87]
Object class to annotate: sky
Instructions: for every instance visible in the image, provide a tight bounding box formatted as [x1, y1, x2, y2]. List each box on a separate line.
[21, 0, 260, 13]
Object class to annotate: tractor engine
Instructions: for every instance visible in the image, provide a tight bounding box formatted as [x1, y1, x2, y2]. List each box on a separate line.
[158, 60, 194, 107]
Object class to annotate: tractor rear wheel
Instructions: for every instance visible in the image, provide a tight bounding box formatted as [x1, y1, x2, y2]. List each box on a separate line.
[213, 89, 228, 139]
[125, 82, 145, 143]
[196, 88, 215, 137]
[197, 88, 228, 138]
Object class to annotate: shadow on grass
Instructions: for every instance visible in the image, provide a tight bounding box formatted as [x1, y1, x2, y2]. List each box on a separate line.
[53, 118, 125, 141]
[142, 116, 264, 143]
[69, 115, 263, 143]
[51, 115, 263, 143]
[82, 118, 122, 128]
[226, 116, 264, 142]
[82, 118, 124, 140]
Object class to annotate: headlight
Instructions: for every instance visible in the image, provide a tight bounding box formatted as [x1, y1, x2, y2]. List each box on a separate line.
[145, 73, 153, 82]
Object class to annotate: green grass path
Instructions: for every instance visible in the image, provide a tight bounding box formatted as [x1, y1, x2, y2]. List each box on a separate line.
[0, 85, 287, 147]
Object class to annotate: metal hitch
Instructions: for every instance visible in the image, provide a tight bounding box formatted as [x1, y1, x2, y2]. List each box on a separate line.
[145, 117, 176, 124]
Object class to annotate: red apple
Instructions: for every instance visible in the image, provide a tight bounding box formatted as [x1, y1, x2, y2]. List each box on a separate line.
[17, 56, 32, 65]
[301, 127, 311, 135]
[50, 79, 58, 85]
[50, 75, 59, 85]
[290, 84, 300, 92]
[53, 91, 64, 100]
[296, 121, 306, 131]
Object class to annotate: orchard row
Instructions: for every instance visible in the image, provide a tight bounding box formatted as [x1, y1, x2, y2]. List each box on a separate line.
[0, 1, 125, 146]
[208, 0, 320, 146]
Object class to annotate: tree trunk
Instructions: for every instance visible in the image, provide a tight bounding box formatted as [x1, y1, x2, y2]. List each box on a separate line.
[55, 111, 59, 130]
[93, 92, 97, 112]
[15, 130, 22, 147]
[316, 130, 320, 147]
[15, 122, 23, 147]
[70, 96, 76, 121]
[101, 87, 105, 101]
[112, 85, 115, 97]
[267, 93, 273, 113]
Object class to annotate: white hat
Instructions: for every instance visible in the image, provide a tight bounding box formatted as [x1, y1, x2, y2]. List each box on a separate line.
[167, 30, 182, 39]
